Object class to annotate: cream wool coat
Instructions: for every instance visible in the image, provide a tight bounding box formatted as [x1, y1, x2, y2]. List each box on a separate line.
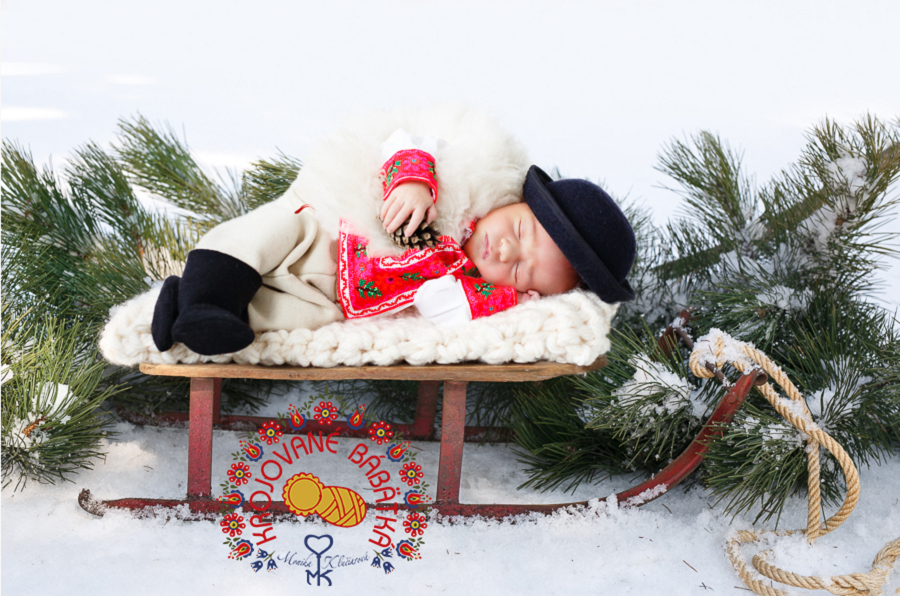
[196, 105, 532, 332]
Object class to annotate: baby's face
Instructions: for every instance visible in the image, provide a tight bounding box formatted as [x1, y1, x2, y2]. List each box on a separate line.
[463, 202, 579, 297]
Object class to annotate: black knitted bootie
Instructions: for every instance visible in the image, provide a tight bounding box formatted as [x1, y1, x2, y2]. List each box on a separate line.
[151, 275, 181, 352]
[151, 249, 262, 355]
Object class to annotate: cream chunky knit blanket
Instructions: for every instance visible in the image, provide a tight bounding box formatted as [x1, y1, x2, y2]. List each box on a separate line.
[98, 286, 617, 367]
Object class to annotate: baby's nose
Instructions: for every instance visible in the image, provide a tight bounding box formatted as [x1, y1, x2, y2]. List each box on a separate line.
[499, 238, 518, 262]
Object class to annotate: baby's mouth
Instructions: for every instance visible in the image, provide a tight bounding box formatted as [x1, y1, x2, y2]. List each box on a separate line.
[482, 233, 490, 260]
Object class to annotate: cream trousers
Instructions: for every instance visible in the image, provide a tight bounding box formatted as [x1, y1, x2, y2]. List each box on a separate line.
[195, 189, 345, 332]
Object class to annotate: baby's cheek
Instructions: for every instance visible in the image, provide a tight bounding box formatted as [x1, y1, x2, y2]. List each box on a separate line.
[478, 265, 505, 286]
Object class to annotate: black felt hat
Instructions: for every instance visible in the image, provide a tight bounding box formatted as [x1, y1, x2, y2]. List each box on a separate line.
[523, 165, 636, 303]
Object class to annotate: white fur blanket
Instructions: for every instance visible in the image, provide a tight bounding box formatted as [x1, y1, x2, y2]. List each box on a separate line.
[98, 287, 617, 368]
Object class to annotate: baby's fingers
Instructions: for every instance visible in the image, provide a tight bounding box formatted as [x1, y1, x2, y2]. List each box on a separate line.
[383, 200, 407, 233]
[405, 207, 427, 237]
[385, 204, 412, 235]
[380, 195, 397, 222]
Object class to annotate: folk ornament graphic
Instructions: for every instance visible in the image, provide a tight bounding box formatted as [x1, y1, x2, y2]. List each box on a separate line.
[258, 421, 283, 445]
[313, 401, 340, 425]
[368, 421, 394, 445]
[282, 472, 367, 528]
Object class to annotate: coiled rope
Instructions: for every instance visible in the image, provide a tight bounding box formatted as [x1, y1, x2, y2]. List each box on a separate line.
[688, 329, 900, 596]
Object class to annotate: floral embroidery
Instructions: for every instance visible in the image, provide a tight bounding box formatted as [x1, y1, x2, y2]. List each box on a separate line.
[230, 539, 254, 560]
[368, 421, 394, 445]
[217, 489, 246, 508]
[227, 462, 251, 486]
[386, 441, 409, 462]
[337, 222, 518, 320]
[346, 405, 366, 429]
[474, 282, 495, 297]
[396, 539, 421, 560]
[357, 279, 382, 299]
[258, 421, 282, 445]
[404, 489, 425, 508]
[313, 401, 339, 425]
[286, 405, 306, 430]
[403, 512, 428, 537]
[220, 512, 246, 537]
[399, 462, 423, 486]
[382, 149, 438, 202]
[355, 242, 367, 258]
[239, 440, 264, 462]
[461, 265, 481, 278]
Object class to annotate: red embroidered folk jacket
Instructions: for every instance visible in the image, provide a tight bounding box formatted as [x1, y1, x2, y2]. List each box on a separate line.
[336, 221, 518, 320]
[336, 145, 518, 321]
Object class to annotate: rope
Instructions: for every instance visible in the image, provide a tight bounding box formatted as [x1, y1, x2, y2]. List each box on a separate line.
[688, 329, 900, 596]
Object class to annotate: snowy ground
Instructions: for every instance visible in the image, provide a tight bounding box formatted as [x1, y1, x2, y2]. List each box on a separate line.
[2, 408, 899, 596]
[3, 1, 900, 594]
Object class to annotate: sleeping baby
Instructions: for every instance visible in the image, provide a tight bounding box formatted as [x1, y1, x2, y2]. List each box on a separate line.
[151, 111, 636, 356]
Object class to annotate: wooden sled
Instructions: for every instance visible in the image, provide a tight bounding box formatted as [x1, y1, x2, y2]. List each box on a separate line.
[79, 312, 766, 519]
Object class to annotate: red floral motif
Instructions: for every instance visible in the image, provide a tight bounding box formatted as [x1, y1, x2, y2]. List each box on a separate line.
[382, 149, 438, 203]
[313, 401, 339, 425]
[220, 512, 246, 537]
[399, 462, 423, 486]
[258, 421, 283, 445]
[403, 511, 428, 537]
[368, 421, 394, 445]
[227, 462, 251, 486]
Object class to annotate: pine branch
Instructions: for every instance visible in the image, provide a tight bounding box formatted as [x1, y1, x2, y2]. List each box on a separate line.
[115, 115, 242, 222]
[241, 153, 302, 212]
[653, 116, 900, 282]
[510, 377, 632, 493]
[1, 308, 119, 491]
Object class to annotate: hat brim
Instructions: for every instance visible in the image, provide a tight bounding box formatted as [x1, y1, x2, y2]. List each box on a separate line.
[523, 166, 635, 303]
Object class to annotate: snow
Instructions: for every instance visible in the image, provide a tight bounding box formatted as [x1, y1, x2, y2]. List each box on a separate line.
[692, 328, 763, 377]
[799, 153, 874, 255]
[756, 285, 813, 312]
[621, 484, 669, 508]
[615, 356, 709, 421]
[2, 418, 899, 595]
[3, 0, 900, 593]
[5, 382, 75, 456]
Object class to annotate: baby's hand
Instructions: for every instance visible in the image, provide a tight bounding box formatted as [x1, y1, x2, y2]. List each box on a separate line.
[517, 290, 541, 303]
[381, 182, 437, 237]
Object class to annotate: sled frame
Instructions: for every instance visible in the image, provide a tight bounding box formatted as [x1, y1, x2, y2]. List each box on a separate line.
[81, 311, 766, 519]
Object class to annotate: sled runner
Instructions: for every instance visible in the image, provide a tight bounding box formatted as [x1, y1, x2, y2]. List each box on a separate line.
[80, 312, 766, 519]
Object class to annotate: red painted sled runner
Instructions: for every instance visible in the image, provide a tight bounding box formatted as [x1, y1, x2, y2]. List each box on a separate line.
[79, 311, 766, 519]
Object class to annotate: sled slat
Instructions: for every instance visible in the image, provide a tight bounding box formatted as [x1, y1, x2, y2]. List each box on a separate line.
[139, 358, 606, 382]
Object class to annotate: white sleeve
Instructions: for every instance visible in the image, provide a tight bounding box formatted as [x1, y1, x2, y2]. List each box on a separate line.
[413, 275, 472, 327]
[380, 128, 447, 160]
